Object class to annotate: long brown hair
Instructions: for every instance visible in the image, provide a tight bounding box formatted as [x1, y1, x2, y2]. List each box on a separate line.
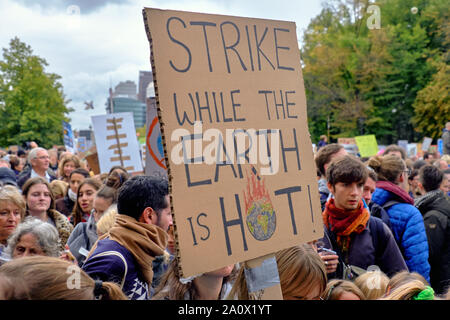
[70, 178, 102, 226]
[22, 177, 56, 212]
[367, 155, 405, 183]
[0, 256, 128, 300]
[57, 155, 81, 181]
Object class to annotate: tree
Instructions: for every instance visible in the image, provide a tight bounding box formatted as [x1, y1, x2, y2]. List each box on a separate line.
[0, 37, 72, 149]
[301, 0, 448, 144]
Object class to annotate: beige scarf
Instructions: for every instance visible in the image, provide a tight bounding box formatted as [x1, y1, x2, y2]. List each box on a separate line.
[88, 214, 168, 286]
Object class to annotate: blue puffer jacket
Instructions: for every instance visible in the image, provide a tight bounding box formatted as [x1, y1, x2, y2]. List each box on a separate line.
[372, 187, 430, 282]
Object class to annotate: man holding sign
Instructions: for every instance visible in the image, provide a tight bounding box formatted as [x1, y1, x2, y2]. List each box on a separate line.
[82, 176, 172, 300]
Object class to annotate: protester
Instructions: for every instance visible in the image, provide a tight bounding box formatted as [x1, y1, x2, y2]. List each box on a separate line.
[443, 122, 450, 156]
[380, 279, 435, 300]
[82, 176, 172, 300]
[317, 135, 328, 151]
[17, 147, 57, 188]
[354, 269, 390, 300]
[322, 279, 366, 300]
[4, 217, 60, 259]
[22, 177, 73, 252]
[57, 154, 81, 183]
[408, 169, 423, 199]
[227, 244, 327, 300]
[9, 155, 25, 178]
[49, 179, 68, 200]
[414, 165, 450, 294]
[0, 186, 25, 259]
[440, 168, 450, 196]
[153, 259, 237, 300]
[67, 185, 117, 266]
[369, 155, 430, 282]
[433, 159, 448, 170]
[386, 270, 429, 295]
[69, 178, 102, 227]
[320, 155, 407, 280]
[55, 168, 90, 216]
[315, 144, 348, 211]
[423, 152, 435, 164]
[48, 149, 59, 173]
[0, 256, 128, 300]
[104, 166, 130, 189]
[383, 144, 406, 160]
[0, 167, 18, 188]
[364, 165, 392, 230]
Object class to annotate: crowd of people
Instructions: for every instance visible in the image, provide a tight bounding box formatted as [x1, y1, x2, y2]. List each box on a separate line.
[0, 135, 449, 301]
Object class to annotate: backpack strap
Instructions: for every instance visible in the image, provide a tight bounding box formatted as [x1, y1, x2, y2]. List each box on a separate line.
[87, 250, 129, 289]
[382, 200, 400, 210]
[369, 217, 389, 267]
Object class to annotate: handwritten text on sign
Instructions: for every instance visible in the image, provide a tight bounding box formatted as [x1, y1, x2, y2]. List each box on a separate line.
[144, 8, 322, 277]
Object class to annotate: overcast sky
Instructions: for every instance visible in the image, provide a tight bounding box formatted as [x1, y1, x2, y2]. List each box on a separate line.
[0, 0, 324, 130]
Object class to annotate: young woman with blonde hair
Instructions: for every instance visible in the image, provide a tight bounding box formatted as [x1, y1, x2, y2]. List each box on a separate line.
[354, 270, 389, 300]
[0, 255, 128, 300]
[380, 279, 435, 300]
[226, 244, 327, 300]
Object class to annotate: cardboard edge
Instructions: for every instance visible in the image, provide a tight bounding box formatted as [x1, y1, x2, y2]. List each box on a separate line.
[142, 8, 184, 278]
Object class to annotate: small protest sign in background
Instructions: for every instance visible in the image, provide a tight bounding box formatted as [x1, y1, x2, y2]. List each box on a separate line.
[91, 112, 143, 175]
[62, 121, 76, 154]
[355, 134, 379, 158]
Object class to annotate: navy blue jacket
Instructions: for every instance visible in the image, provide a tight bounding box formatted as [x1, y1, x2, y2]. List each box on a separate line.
[82, 239, 150, 300]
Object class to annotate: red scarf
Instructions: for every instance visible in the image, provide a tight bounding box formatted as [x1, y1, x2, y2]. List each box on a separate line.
[323, 198, 370, 253]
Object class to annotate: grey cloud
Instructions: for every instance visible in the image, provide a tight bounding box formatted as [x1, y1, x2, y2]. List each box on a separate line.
[15, 0, 130, 13]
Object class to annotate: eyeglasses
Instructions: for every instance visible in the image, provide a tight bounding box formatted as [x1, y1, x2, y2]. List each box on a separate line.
[404, 168, 411, 176]
[36, 156, 49, 160]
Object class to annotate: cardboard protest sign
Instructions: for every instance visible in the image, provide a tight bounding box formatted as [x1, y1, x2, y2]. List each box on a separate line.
[91, 112, 143, 174]
[355, 135, 378, 158]
[145, 97, 168, 178]
[143, 8, 323, 278]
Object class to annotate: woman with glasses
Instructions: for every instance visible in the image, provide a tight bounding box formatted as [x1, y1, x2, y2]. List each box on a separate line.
[21, 177, 73, 252]
[369, 155, 431, 283]
[67, 184, 116, 266]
